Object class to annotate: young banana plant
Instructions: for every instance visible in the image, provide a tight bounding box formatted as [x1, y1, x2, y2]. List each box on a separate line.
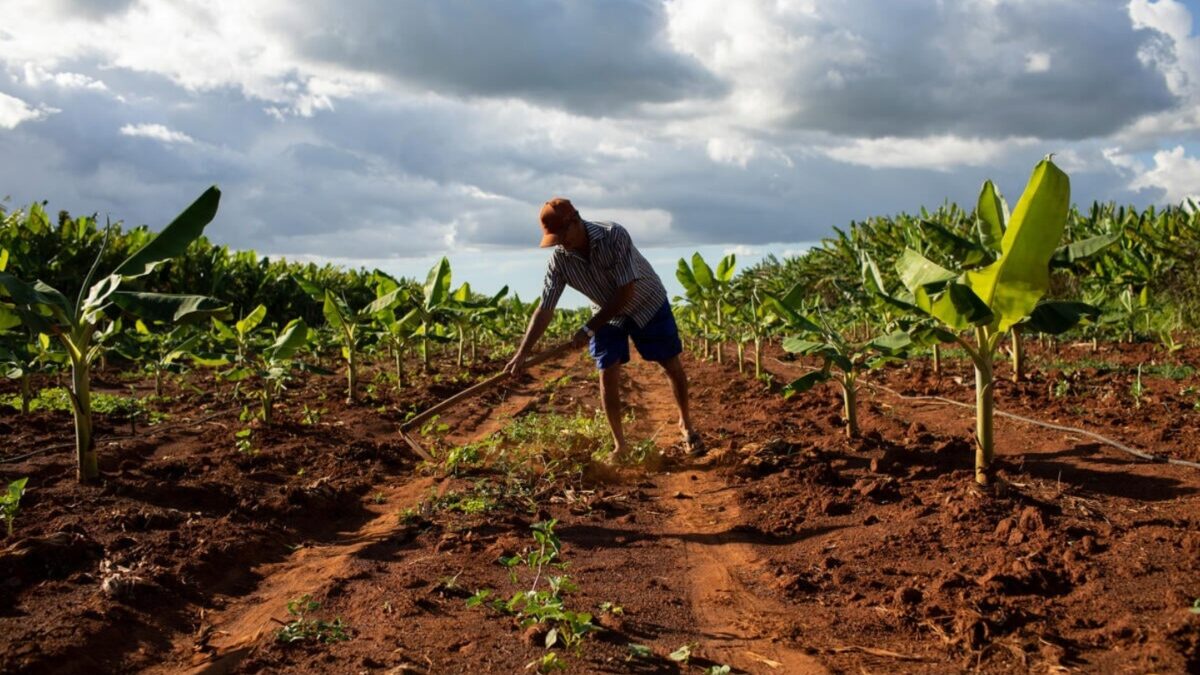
[116, 321, 204, 397]
[765, 285, 910, 438]
[882, 157, 1093, 485]
[0, 329, 65, 415]
[297, 281, 403, 403]
[446, 282, 508, 367]
[677, 253, 736, 363]
[0, 187, 229, 483]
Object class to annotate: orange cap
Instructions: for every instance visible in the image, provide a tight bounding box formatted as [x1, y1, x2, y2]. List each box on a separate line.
[539, 197, 578, 248]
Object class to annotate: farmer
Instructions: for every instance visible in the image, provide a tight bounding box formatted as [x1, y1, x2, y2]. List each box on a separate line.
[504, 197, 704, 458]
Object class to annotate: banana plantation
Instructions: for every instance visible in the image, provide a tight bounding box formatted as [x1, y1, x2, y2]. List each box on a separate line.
[3, 158, 1200, 673]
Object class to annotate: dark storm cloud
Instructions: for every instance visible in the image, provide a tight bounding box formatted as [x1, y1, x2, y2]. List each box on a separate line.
[275, 0, 724, 115]
[784, 1, 1176, 139]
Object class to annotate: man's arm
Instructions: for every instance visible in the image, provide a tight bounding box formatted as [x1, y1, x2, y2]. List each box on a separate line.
[585, 280, 636, 334]
[504, 304, 555, 375]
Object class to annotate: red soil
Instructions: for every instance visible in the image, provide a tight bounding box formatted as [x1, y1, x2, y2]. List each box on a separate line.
[2, 341, 1198, 673]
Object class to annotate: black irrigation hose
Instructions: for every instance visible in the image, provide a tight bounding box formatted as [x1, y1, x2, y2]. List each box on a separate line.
[768, 357, 1200, 471]
[0, 407, 239, 465]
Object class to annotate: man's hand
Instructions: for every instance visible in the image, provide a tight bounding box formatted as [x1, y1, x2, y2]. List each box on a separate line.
[571, 328, 591, 349]
[504, 349, 529, 377]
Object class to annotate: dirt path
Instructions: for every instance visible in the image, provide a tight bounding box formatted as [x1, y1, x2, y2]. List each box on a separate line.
[623, 360, 828, 673]
[149, 354, 580, 674]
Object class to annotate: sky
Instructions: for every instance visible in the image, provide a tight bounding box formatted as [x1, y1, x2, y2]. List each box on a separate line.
[1, 0, 1199, 307]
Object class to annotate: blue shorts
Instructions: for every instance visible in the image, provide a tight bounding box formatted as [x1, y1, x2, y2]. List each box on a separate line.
[589, 301, 683, 370]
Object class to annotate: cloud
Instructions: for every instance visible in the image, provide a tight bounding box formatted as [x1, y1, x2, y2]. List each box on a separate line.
[20, 63, 108, 90]
[665, 0, 1175, 139]
[119, 123, 195, 144]
[0, 91, 56, 128]
[276, 0, 724, 116]
[823, 135, 1037, 171]
[1127, 145, 1200, 203]
[1025, 51, 1052, 73]
[706, 137, 756, 168]
[1122, 0, 1200, 141]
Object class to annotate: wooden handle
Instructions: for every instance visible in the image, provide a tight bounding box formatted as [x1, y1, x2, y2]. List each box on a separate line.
[400, 341, 575, 431]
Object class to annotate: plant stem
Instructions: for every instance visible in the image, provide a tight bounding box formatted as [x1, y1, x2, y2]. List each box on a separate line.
[394, 348, 404, 390]
[347, 343, 358, 403]
[1011, 329, 1024, 383]
[973, 326, 995, 486]
[841, 377, 859, 439]
[20, 373, 31, 415]
[932, 343, 941, 374]
[753, 337, 762, 379]
[71, 360, 98, 483]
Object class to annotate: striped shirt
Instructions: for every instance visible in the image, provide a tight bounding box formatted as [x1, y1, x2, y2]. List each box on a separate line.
[540, 220, 668, 328]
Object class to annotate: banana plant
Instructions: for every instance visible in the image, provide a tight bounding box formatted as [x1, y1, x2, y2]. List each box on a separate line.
[113, 321, 204, 397]
[295, 278, 403, 403]
[886, 157, 1092, 484]
[766, 285, 911, 438]
[1, 330, 64, 415]
[0, 187, 229, 483]
[222, 318, 311, 425]
[445, 282, 508, 367]
[677, 253, 736, 363]
[406, 257, 459, 372]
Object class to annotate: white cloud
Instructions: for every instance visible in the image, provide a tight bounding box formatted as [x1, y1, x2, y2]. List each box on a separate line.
[1127, 145, 1200, 203]
[1122, 0, 1200, 140]
[20, 63, 107, 90]
[0, 91, 56, 128]
[595, 142, 646, 160]
[724, 244, 756, 256]
[706, 137, 756, 167]
[119, 123, 195, 144]
[822, 135, 1036, 170]
[1024, 51, 1051, 73]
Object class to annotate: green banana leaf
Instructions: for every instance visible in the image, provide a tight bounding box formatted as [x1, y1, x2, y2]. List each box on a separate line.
[783, 370, 831, 397]
[691, 253, 715, 289]
[424, 257, 452, 310]
[1020, 301, 1100, 335]
[114, 186, 221, 278]
[110, 292, 231, 324]
[715, 254, 736, 283]
[1051, 232, 1119, 266]
[236, 304, 268, 337]
[975, 179, 1008, 251]
[675, 259, 701, 298]
[266, 318, 309, 361]
[964, 158, 1070, 332]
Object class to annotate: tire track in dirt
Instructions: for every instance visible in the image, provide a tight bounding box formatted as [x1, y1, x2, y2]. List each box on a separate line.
[148, 353, 582, 675]
[621, 360, 828, 674]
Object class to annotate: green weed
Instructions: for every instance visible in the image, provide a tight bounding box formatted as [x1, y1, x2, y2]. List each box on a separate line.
[2, 478, 28, 537]
[275, 595, 350, 645]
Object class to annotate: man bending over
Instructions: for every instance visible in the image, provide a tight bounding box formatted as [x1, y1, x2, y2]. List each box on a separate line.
[504, 197, 704, 458]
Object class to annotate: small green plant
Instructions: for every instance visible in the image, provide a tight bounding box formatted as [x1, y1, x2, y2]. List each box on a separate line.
[1130, 363, 1145, 409]
[300, 404, 326, 426]
[275, 595, 351, 644]
[527, 651, 568, 673]
[705, 666, 732, 675]
[371, 491, 386, 505]
[234, 428, 256, 455]
[2, 477, 29, 537]
[1051, 379, 1071, 399]
[626, 644, 654, 660]
[668, 643, 696, 665]
[469, 520, 595, 661]
[597, 601, 624, 616]
[1190, 598, 1200, 615]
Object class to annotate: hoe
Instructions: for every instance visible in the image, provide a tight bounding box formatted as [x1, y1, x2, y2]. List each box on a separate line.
[397, 341, 574, 461]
